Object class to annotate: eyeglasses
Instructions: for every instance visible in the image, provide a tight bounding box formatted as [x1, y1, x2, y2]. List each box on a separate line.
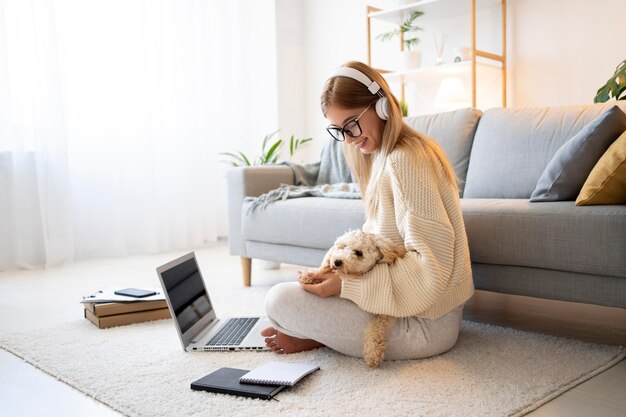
[326, 102, 374, 142]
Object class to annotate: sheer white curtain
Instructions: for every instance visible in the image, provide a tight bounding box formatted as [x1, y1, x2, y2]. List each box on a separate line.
[0, 1, 74, 268]
[0, 0, 276, 269]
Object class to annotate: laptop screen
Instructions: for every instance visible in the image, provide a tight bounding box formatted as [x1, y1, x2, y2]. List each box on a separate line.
[159, 256, 213, 334]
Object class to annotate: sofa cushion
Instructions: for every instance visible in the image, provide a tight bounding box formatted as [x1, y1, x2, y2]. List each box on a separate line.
[461, 199, 626, 278]
[530, 106, 626, 202]
[463, 101, 626, 198]
[576, 129, 626, 206]
[242, 197, 365, 250]
[404, 108, 482, 196]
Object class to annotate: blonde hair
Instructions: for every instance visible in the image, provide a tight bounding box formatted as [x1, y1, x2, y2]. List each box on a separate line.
[320, 61, 459, 219]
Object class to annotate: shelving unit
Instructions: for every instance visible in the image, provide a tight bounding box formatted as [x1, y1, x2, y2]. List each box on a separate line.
[367, 0, 507, 110]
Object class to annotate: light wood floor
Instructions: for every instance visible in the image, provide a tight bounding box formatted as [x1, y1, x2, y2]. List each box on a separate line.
[0, 242, 624, 417]
[464, 290, 626, 347]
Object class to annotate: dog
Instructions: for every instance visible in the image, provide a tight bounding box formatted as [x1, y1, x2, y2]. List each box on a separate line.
[301, 230, 406, 367]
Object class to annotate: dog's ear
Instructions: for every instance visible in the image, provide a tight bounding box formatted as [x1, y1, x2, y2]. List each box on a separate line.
[319, 247, 334, 273]
[375, 235, 407, 264]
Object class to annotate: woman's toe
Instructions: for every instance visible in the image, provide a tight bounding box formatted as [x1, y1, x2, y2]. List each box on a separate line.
[260, 327, 277, 337]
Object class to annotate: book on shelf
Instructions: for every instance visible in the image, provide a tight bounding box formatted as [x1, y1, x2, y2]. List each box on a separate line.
[84, 306, 170, 329]
[83, 299, 168, 317]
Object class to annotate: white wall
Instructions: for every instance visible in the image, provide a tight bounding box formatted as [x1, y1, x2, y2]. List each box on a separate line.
[301, 0, 378, 158]
[510, 0, 626, 107]
[275, 0, 308, 163]
[274, 0, 626, 158]
[216, 0, 278, 237]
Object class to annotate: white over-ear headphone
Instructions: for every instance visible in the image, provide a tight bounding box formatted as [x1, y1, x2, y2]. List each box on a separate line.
[330, 67, 390, 120]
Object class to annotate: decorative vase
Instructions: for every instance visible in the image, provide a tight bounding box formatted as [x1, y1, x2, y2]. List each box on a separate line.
[401, 50, 421, 70]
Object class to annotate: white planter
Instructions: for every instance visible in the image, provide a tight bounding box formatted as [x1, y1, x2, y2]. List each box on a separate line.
[401, 50, 421, 70]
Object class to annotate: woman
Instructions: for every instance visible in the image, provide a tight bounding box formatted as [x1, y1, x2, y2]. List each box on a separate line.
[261, 61, 474, 360]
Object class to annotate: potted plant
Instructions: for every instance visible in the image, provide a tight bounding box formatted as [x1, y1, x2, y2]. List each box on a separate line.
[594, 59, 626, 103]
[399, 99, 409, 117]
[377, 10, 424, 70]
[220, 130, 313, 167]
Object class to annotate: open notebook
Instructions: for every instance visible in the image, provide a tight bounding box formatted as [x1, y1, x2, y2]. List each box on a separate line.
[239, 361, 320, 386]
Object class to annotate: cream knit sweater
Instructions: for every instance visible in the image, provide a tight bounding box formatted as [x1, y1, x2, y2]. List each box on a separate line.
[340, 146, 474, 320]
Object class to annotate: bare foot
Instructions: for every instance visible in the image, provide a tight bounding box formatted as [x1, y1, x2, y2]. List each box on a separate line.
[261, 327, 324, 354]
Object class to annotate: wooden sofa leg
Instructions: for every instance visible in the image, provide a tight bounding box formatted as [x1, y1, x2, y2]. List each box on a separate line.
[241, 257, 252, 286]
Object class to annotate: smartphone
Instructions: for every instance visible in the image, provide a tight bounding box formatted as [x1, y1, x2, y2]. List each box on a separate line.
[114, 288, 157, 298]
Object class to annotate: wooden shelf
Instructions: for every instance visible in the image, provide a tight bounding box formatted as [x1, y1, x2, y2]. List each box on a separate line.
[368, 0, 440, 23]
[368, 0, 503, 23]
[367, 0, 507, 109]
[383, 60, 501, 83]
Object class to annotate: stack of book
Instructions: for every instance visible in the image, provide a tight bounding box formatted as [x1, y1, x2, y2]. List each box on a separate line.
[83, 299, 170, 329]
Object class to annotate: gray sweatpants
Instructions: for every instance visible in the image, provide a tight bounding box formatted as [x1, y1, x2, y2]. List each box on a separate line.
[264, 282, 463, 360]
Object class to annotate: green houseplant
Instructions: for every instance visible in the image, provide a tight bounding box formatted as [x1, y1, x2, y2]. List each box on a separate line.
[399, 99, 409, 117]
[220, 130, 313, 167]
[377, 10, 424, 69]
[377, 10, 424, 51]
[594, 59, 626, 103]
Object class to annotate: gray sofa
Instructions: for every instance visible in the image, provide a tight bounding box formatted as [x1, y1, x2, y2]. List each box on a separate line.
[226, 102, 626, 310]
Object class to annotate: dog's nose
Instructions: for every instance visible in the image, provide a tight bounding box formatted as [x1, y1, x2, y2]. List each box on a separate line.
[334, 260, 343, 268]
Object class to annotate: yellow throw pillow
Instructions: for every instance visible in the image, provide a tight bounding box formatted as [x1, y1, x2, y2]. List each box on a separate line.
[576, 129, 626, 205]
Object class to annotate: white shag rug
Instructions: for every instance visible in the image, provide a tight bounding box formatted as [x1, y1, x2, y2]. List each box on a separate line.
[1, 285, 624, 417]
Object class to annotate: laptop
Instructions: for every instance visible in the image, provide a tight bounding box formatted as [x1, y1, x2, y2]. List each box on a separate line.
[156, 252, 271, 352]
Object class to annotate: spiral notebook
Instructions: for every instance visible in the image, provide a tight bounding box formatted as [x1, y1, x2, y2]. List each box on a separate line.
[239, 361, 320, 386]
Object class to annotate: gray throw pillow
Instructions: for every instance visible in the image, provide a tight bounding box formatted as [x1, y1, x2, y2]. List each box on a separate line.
[530, 105, 626, 202]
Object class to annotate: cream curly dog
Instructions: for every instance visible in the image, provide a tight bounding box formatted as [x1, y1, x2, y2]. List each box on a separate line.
[302, 230, 406, 367]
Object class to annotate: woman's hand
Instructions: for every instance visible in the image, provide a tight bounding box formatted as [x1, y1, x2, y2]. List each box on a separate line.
[298, 270, 341, 298]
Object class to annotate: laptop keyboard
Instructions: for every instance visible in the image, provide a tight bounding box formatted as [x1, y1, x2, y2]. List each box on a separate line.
[207, 317, 259, 346]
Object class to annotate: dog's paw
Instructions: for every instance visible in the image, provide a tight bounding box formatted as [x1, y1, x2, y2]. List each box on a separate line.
[298, 271, 323, 285]
[299, 276, 322, 285]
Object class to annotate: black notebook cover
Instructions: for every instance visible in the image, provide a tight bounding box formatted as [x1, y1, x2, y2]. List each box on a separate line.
[190, 367, 286, 400]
